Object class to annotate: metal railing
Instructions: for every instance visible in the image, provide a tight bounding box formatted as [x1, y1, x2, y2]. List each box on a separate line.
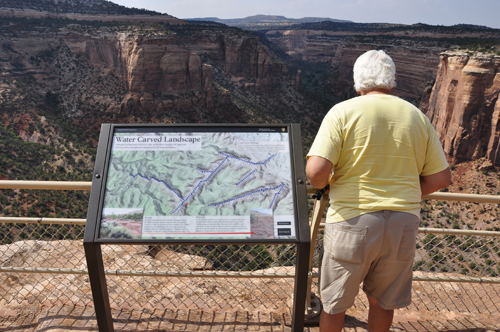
[0, 180, 499, 316]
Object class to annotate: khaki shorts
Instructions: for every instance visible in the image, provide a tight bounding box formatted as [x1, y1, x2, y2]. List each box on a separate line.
[320, 210, 419, 314]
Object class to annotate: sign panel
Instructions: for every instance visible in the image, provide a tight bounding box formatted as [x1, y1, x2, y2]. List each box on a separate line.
[98, 126, 297, 241]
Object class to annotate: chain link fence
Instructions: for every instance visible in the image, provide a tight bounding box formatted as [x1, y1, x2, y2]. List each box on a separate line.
[0, 189, 499, 318]
[411, 230, 500, 314]
[0, 220, 499, 316]
[0, 221, 299, 313]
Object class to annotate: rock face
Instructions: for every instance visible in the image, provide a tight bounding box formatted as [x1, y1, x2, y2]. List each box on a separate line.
[332, 43, 442, 102]
[422, 52, 500, 165]
[85, 31, 289, 116]
[265, 29, 443, 102]
[0, 21, 294, 126]
[175, 32, 290, 90]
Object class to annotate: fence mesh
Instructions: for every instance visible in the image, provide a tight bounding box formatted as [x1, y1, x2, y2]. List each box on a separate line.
[0, 221, 499, 316]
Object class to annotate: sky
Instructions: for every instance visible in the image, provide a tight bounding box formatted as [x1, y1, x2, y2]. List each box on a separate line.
[109, 0, 500, 29]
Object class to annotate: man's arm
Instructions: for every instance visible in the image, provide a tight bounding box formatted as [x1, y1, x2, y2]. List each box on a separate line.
[420, 167, 451, 196]
[306, 156, 333, 190]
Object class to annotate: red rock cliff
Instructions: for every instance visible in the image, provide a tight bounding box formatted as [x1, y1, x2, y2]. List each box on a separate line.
[265, 29, 443, 102]
[422, 52, 500, 165]
[77, 30, 289, 116]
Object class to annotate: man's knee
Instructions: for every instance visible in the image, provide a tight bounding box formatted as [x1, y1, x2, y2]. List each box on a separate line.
[367, 294, 384, 309]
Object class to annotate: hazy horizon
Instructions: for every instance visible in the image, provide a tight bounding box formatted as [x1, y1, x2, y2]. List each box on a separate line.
[109, 0, 500, 29]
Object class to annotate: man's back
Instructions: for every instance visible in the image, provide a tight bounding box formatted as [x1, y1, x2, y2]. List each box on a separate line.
[309, 93, 447, 222]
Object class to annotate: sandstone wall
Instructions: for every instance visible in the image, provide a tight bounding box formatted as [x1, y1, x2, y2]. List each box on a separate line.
[422, 52, 500, 164]
[60, 29, 290, 117]
[266, 30, 443, 102]
[179, 33, 289, 90]
[333, 43, 441, 101]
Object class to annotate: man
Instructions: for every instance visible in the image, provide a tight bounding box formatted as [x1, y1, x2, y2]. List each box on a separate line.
[306, 50, 450, 332]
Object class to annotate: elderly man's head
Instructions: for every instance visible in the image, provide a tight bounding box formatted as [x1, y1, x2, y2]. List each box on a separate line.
[353, 50, 396, 94]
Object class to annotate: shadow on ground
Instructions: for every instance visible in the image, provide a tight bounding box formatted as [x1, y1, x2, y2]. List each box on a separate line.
[0, 305, 499, 331]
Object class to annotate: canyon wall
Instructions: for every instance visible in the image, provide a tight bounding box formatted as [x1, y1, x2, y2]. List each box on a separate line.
[0, 18, 319, 148]
[74, 30, 291, 116]
[332, 43, 441, 102]
[83, 32, 286, 94]
[422, 52, 500, 165]
[0, 25, 293, 123]
[265, 30, 443, 102]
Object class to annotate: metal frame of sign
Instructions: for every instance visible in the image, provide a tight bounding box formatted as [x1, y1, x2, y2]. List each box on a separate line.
[84, 123, 310, 332]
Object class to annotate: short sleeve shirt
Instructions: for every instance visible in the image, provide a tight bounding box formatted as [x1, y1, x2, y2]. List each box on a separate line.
[307, 94, 449, 223]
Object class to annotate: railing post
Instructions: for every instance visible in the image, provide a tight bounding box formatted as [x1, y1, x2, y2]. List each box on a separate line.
[305, 193, 329, 320]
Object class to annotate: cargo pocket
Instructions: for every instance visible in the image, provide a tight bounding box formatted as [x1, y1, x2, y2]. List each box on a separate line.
[324, 223, 367, 264]
[397, 222, 418, 262]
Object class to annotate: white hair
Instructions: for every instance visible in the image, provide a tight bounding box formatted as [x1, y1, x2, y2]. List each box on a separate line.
[353, 50, 396, 92]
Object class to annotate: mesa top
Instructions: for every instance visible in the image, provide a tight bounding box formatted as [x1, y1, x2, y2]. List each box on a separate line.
[307, 94, 448, 223]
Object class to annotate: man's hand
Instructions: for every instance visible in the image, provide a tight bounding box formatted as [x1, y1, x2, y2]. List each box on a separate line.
[420, 167, 451, 196]
[306, 156, 333, 190]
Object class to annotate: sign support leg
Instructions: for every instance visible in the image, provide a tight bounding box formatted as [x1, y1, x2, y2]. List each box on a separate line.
[84, 243, 114, 332]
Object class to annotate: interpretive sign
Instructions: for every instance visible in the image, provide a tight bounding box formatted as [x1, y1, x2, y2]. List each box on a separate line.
[84, 123, 310, 332]
[85, 124, 308, 244]
[99, 126, 295, 241]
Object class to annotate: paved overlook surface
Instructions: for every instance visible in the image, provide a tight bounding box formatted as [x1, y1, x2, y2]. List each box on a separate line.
[1, 303, 500, 331]
[0, 241, 499, 331]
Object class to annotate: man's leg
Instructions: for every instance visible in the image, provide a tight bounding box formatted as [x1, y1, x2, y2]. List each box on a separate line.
[319, 309, 346, 332]
[367, 294, 394, 332]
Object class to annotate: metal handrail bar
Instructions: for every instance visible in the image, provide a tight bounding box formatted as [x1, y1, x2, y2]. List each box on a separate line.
[412, 275, 500, 284]
[0, 266, 295, 278]
[310, 222, 500, 237]
[306, 185, 500, 204]
[421, 192, 500, 204]
[1, 266, 498, 284]
[0, 217, 87, 225]
[0, 180, 91, 190]
[1, 181, 499, 205]
[419, 227, 500, 237]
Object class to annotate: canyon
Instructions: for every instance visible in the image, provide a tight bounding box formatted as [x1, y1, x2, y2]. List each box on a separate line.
[1, 3, 500, 330]
[264, 23, 500, 165]
[265, 28, 443, 102]
[0, 18, 314, 146]
[1, 2, 500, 183]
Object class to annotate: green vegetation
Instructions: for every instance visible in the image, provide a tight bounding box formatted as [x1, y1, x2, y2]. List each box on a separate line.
[166, 244, 283, 271]
[0, 0, 168, 17]
[100, 221, 135, 239]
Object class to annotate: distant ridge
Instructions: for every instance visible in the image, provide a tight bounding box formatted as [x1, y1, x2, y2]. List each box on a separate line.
[288, 21, 499, 32]
[0, 0, 185, 24]
[186, 14, 352, 30]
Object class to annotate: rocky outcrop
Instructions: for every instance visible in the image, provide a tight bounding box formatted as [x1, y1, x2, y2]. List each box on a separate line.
[115, 36, 210, 94]
[83, 31, 289, 93]
[177, 32, 290, 90]
[77, 31, 289, 116]
[422, 52, 500, 165]
[0, 22, 292, 121]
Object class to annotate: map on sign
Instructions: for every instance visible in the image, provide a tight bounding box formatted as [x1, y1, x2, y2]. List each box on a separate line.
[99, 128, 296, 240]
